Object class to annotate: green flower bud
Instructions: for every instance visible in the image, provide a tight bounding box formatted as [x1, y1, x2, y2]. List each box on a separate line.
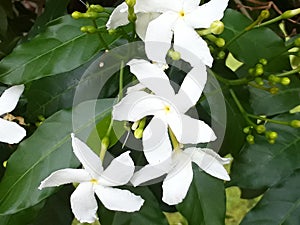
[269, 87, 279, 95]
[125, 0, 136, 7]
[168, 50, 181, 60]
[290, 120, 300, 128]
[134, 128, 143, 139]
[217, 51, 226, 59]
[282, 8, 300, 19]
[254, 67, 264, 76]
[210, 20, 224, 35]
[71, 11, 83, 19]
[246, 134, 255, 144]
[268, 74, 281, 83]
[243, 126, 251, 134]
[215, 38, 225, 47]
[259, 58, 268, 65]
[89, 4, 104, 13]
[281, 77, 290, 86]
[83, 11, 100, 19]
[259, 9, 270, 19]
[80, 26, 88, 32]
[248, 68, 254, 75]
[108, 29, 117, 35]
[268, 139, 275, 144]
[256, 124, 266, 134]
[266, 131, 278, 140]
[255, 77, 264, 86]
[81, 26, 97, 33]
[294, 38, 300, 47]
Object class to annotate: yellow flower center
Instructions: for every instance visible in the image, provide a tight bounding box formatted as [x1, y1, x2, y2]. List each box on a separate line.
[164, 105, 171, 114]
[90, 178, 98, 184]
[179, 10, 185, 17]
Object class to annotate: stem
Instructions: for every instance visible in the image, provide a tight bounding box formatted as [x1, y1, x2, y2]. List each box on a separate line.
[247, 114, 290, 125]
[92, 20, 109, 50]
[276, 67, 300, 77]
[118, 60, 124, 102]
[212, 71, 250, 86]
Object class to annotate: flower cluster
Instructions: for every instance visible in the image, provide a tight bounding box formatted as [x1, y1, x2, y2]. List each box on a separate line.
[39, 0, 230, 223]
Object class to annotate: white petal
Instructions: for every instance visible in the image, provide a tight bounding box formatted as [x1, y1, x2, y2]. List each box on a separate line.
[0, 118, 26, 144]
[71, 182, 98, 223]
[168, 114, 216, 144]
[112, 91, 164, 122]
[185, 147, 230, 181]
[135, 0, 180, 12]
[38, 168, 91, 189]
[126, 83, 146, 94]
[131, 161, 171, 186]
[95, 186, 144, 212]
[162, 152, 193, 205]
[174, 64, 207, 113]
[143, 116, 172, 164]
[0, 84, 24, 115]
[145, 11, 177, 65]
[136, 12, 161, 40]
[173, 20, 213, 67]
[128, 59, 175, 99]
[183, 0, 200, 11]
[185, 0, 229, 28]
[99, 151, 134, 186]
[71, 134, 103, 178]
[106, 2, 129, 29]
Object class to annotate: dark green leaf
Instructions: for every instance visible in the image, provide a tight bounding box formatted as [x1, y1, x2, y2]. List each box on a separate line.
[177, 168, 226, 225]
[229, 113, 300, 189]
[0, 99, 114, 215]
[0, 15, 119, 84]
[241, 169, 300, 225]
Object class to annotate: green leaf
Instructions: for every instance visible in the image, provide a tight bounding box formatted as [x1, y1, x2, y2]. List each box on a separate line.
[229, 113, 300, 189]
[0, 99, 114, 215]
[108, 187, 168, 225]
[221, 9, 289, 71]
[249, 78, 300, 116]
[241, 169, 300, 225]
[177, 168, 226, 225]
[0, 15, 119, 84]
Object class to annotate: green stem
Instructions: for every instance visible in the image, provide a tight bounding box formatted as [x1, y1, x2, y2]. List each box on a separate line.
[276, 67, 300, 77]
[247, 114, 290, 125]
[118, 60, 124, 101]
[212, 71, 250, 86]
[92, 20, 109, 50]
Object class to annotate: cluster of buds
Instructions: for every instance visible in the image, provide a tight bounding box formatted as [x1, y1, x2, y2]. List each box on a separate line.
[243, 124, 278, 144]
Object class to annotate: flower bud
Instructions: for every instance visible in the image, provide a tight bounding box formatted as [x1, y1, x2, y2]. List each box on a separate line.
[81, 26, 97, 33]
[71, 11, 83, 19]
[217, 51, 226, 59]
[89, 4, 104, 13]
[259, 58, 268, 66]
[168, 50, 181, 60]
[210, 20, 224, 35]
[243, 126, 251, 134]
[294, 38, 300, 47]
[259, 9, 270, 20]
[256, 124, 266, 134]
[268, 139, 275, 144]
[125, 0, 136, 7]
[282, 8, 300, 19]
[134, 128, 143, 139]
[246, 134, 255, 144]
[268, 74, 281, 83]
[281, 77, 290, 86]
[254, 67, 264, 76]
[269, 87, 279, 95]
[83, 11, 100, 19]
[255, 77, 264, 86]
[266, 131, 278, 140]
[108, 29, 117, 35]
[290, 120, 300, 128]
[215, 38, 225, 47]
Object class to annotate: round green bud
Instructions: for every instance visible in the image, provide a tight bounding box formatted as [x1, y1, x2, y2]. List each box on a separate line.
[108, 29, 117, 35]
[259, 58, 268, 65]
[83, 11, 100, 19]
[243, 126, 251, 134]
[281, 77, 290, 86]
[290, 120, 300, 128]
[217, 51, 226, 59]
[255, 77, 264, 86]
[294, 38, 300, 47]
[256, 124, 266, 134]
[268, 74, 281, 83]
[259, 9, 270, 19]
[168, 50, 181, 60]
[215, 38, 225, 47]
[80, 26, 88, 33]
[282, 8, 300, 19]
[134, 128, 143, 139]
[210, 20, 224, 35]
[254, 67, 264, 76]
[269, 87, 279, 95]
[268, 139, 275, 144]
[71, 11, 83, 19]
[125, 0, 136, 7]
[246, 134, 255, 144]
[248, 68, 254, 75]
[87, 26, 97, 33]
[101, 136, 110, 149]
[89, 4, 104, 13]
[266, 131, 278, 140]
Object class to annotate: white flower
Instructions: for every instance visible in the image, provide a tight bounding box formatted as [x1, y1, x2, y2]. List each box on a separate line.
[0, 85, 26, 144]
[39, 134, 144, 223]
[106, 0, 229, 67]
[131, 147, 230, 205]
[113, 59, 216, 165]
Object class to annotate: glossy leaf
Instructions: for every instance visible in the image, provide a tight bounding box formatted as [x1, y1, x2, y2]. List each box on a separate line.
[0, 15, 119, 84]
[177, 168, 226, 225]
[241, 169, 300, 225]
[229, 113, 300, 189]
[0, 99, 114, 215]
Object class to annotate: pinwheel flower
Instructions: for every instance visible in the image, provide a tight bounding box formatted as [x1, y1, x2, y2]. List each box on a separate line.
[131, 147, 230, 205]
[0, 84, 26, 144]
[106, 0, 228, 67]
[113, 59, 216, 165]
[39, 134, 144, 223]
